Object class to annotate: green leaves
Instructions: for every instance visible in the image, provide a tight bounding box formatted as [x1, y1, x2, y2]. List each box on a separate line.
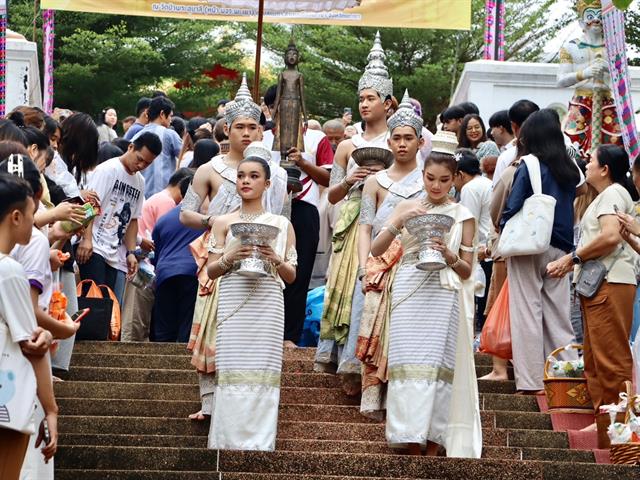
[613, 0, 634, 10]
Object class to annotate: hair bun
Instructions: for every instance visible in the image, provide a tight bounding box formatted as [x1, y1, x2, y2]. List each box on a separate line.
[8, 111, 25, 128]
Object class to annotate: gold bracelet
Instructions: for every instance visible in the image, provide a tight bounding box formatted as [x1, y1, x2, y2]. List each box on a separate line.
[446, 254, 460, 269]
[576, 70, 584, 82]
[341, 177, 352, 191]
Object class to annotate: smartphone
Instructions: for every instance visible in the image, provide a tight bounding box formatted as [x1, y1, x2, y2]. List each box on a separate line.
[62, 196, 84, 205]
[71, 308, 90, 323]
[614, 204, 620, 213]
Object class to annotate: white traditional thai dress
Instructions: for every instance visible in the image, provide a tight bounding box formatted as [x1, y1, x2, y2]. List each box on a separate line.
[208, 212, 294, 451]
[386, 202, 482, 456]
[189, 155, 287, 415]
[355, 168, 424, 419]
[315, 131, 390, 374]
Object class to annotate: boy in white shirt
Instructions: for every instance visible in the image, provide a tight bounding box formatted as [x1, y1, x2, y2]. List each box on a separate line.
[76, 132, 162, 290]
[0, 173, 57, 478]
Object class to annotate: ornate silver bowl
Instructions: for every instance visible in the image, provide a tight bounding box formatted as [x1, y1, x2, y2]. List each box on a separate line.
[230, 222, 280, 277]
[404, 213, 455, 271]
[351, 147, 394, 169]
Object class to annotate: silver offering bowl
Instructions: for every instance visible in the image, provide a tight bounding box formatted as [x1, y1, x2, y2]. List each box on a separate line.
[404, 213, 455, 271]
[229, 222, 280, 278]
[351, 147, 394, 190]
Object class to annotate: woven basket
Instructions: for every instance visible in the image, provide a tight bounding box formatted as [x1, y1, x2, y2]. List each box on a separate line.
[610, 381, 640, 465]
[543, 344, 593, 412]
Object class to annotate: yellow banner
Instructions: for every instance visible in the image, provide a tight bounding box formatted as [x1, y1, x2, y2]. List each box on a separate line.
[40, 0, 471, 30]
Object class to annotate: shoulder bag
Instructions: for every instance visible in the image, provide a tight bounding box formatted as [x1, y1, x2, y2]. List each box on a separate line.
[575, 246, 624, 298]
[495, 155, 557, 258]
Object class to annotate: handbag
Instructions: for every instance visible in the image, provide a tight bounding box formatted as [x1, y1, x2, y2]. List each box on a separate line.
[495, 155, 557, 258]
[575, 247, 624, 298]
[0, 256, 37, 434]
[76, 280, 116, 341]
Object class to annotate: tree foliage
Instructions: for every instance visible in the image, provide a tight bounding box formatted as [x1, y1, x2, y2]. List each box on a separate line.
[9, 0, 246, 118]
[250, 0, 568, 124]
[8, 0, 567, 123]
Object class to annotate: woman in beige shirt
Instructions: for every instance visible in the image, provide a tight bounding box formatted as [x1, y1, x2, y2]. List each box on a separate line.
[548, 145, 636, 436]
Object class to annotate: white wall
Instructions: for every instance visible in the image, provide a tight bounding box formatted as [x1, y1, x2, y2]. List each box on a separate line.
[7, 37, 42, 111]
[451, 60, 640, 123]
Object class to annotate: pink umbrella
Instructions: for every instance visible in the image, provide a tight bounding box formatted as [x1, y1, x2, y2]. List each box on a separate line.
[209, 0, 361, 99]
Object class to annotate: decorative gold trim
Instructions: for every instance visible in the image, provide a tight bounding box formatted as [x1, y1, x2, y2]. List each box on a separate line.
[217, 370, 281, 388]
[388, 364, 455, 384]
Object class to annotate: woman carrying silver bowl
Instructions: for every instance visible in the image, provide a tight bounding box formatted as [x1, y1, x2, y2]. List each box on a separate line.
[371, 132, 478, 457]
[204, 156, 297, 452]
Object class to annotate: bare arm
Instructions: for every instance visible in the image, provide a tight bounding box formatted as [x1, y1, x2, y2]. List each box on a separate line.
[576, 215, 623, 260]
[180, 163, 214, 229]
[24, 352, 58, 461]
[125, 219, 139, 277]
[371, 200, 427, 257]
[30, 288, 78, 339]
[275, 222, 297, 285]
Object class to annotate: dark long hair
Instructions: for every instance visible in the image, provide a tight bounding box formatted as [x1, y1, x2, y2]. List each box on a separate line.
[59, 113, 99, 183]
[458, 114, 487, 149]
[518, 109, 580, 189]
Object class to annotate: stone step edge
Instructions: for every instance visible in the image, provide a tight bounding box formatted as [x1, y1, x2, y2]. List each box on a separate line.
[55, 444, 596, 462]
[54, 470, 430, 480]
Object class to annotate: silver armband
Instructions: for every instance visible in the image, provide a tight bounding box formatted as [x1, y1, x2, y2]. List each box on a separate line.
[181, 184, 204, 213]
[359, 194, 376, 225]
[329, 163, 347, 187]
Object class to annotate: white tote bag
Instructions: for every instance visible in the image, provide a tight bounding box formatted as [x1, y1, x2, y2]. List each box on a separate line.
[495, 155, 557, 258]
[0, 262, 37, 435]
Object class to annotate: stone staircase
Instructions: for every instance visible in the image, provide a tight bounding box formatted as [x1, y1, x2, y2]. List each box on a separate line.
[54, 342, 639, 479]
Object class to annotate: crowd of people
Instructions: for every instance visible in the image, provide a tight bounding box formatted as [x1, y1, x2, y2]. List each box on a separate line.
[1, 30, 640, 478]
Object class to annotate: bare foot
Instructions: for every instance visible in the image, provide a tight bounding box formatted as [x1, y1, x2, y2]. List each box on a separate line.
[515, 390, 545, 396]
[479, 370, 508, 381]
[340, 375, 361, 397]
[283, 340, 298, 349]
[580, 422, 598, 432]
[188, 410, 210, 421]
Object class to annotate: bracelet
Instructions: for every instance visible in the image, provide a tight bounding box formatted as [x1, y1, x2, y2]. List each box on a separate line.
[357, 266, 366, 280]
[218, 255, 232, 271]
[576, 70, 584, 82]
[386, 223, 402, 237]
[126, 250, 137, 257]
[201, 215, 212, 228]
[340, 177, 352, 191]
[446, 254, 460, 269]
[273, 257, 284, 269]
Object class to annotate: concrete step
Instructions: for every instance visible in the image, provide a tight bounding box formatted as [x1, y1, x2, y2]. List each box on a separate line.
[55, 446, 638, 480]
[71, 341, 496, 366]
[58, 366, 516, 394]
[57, 414, 563, 447]
[56, 433, 594, 463]
[56, 398, 549, 429]
[55, 471, 436, 480]
[66, 353, 512, 378]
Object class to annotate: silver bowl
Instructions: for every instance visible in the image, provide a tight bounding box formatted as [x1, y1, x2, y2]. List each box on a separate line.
[405, 213, 455, 271]
[230, 222, 280, 277]
[351, 147, 394, 169]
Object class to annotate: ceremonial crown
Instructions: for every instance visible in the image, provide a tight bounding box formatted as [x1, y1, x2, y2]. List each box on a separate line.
[225, 73, 262, 126]
[388, 90, 423, 137]
[358, 31, 393, 100]
[576, 0, 601, 16]
[430, 130, 459, 156]
[243, 141, 272, 162]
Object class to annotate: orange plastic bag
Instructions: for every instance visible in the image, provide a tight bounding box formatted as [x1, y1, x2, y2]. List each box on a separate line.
[76, 279, 121, 341]
[479, 280, 512, 360]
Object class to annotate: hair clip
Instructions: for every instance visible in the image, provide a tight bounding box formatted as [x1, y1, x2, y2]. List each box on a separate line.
[7, 154, 25, 178]
[454, 152, 463, 162]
